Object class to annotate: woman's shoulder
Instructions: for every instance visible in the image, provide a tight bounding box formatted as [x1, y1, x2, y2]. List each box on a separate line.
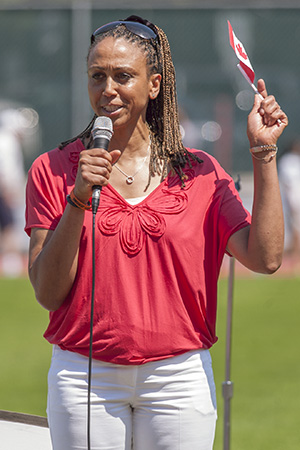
[186, 147, 229, 176]
[29, 138, 84, 173]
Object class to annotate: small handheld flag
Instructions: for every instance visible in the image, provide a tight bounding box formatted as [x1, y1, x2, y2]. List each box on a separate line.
[227, 20, 263, 100]
[228, 20, 281, 125]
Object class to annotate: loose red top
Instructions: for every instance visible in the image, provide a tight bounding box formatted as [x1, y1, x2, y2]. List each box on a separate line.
[25, 139, 251, 365]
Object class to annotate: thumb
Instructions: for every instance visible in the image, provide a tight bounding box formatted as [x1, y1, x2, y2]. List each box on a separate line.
[110, 149, 121, 165]
[257, 78, 268, 98]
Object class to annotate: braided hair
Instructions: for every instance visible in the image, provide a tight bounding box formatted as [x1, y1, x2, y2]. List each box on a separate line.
[59, 15, 202, 187]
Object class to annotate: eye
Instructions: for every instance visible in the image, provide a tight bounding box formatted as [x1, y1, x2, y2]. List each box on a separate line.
[116, 72, 131, 83]
[91, 72, 105, 81]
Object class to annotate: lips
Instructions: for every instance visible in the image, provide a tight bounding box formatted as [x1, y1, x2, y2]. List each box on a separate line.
[102, 104, 122, 114]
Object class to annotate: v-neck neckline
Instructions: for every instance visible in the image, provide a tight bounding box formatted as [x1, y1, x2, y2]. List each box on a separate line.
[105, 179, 167, 207]
[75, 138, 174, 206]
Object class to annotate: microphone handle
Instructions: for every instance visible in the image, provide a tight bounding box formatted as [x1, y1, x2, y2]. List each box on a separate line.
[92, 135, 110, 214]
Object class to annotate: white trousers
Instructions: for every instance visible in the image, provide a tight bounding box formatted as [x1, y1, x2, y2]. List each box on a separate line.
[47, 346, 217, 450]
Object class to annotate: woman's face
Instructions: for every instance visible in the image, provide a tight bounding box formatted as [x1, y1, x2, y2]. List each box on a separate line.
[87, 36, 161, 130]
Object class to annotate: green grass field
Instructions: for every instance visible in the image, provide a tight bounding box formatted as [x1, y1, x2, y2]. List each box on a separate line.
[1, 274, 299, 449]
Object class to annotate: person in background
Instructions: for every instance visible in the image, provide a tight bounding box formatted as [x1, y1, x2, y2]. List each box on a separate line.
[278, 137, 300, 268]
[25, 15, 287, 450]
[0, 109, 27, 276]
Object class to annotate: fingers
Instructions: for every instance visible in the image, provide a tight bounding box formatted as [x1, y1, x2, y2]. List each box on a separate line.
[247, 81, 288, 146]
[255, 79, 287, 128]
[256, 78, 279, 125]
[83, 148, 114, 179]
[75, 148, 119, 200]
[261, 98, 288, 129]
[259, 95, 282, 126]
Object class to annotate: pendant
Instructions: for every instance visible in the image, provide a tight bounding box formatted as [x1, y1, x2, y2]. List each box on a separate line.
[126, 176, 134, 184]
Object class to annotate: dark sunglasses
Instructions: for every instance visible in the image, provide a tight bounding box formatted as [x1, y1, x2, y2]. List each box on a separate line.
[91, 20, 157, 44]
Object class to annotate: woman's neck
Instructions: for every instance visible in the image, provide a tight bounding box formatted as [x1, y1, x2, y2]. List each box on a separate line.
[110, 121, 150, 159]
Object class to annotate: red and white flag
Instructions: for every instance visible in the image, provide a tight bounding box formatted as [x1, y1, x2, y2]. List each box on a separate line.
[227, 19, 282, 124]
[227, 20, 255, 84]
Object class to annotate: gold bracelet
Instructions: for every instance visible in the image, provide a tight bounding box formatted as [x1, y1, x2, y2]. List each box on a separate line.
[68, 189, 91, 210]
[250, 144, 278, 154]
[250, 145, 278, 163]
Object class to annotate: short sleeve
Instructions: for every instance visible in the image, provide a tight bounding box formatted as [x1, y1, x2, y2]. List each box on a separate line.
[25, 152, 66, 236]
[214, 174, 251, 261]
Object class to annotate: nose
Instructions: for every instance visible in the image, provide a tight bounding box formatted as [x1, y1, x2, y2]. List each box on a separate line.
[103, 77, 117, 97]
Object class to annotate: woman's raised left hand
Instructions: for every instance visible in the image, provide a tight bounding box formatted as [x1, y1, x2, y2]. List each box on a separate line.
[247, 78, 288, 148]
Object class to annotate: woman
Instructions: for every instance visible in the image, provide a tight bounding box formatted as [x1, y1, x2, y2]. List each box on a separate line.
[278, 138, 300, 264]
[25, 15, 287, 450]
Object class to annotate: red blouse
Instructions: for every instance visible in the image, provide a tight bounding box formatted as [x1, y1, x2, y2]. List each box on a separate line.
[25, 139, 251, 364]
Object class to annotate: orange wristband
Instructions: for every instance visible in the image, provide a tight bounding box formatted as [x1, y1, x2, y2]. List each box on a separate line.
[68, 189, 91, 210]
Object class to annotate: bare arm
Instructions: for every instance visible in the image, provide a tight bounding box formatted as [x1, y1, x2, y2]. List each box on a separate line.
[28, 146, 121, 311]
[227, 79, 288, 274]
[28, 206, 85, 311]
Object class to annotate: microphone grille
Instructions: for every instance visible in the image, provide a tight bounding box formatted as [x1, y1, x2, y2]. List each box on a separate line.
[92, 116, 113, 140]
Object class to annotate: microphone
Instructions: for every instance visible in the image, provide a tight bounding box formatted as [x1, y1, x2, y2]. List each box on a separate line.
[91, 116, 113, 214]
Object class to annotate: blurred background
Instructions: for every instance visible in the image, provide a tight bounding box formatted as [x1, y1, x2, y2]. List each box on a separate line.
[0, 0, 300, 275]
[0, 2, 299, 449]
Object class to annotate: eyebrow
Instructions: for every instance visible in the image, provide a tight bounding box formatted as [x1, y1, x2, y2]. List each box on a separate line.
[88, 64, 136, 72]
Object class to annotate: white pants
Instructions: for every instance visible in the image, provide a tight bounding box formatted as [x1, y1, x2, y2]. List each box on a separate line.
[47, 346, 217, 450]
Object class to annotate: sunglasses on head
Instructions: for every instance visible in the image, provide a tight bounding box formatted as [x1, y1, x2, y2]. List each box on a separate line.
[91, 20, 157, 44]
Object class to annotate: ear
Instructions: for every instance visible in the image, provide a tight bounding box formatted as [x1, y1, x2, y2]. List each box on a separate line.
[149, 73, 162, 100]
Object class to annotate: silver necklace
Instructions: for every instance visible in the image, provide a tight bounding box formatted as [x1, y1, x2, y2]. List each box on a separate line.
[114, 142, 150, 185]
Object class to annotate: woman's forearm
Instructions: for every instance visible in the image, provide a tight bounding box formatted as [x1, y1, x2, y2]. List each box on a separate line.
[247, 156, 284, 273]
[29, 204, 85, 311]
